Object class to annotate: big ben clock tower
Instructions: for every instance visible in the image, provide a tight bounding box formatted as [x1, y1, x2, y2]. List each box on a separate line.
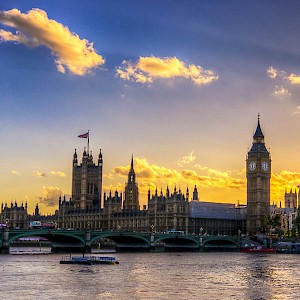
[246, 115, 271, 236]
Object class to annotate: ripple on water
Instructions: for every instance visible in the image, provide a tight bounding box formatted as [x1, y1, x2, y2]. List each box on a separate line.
[1, 252, 300, 299]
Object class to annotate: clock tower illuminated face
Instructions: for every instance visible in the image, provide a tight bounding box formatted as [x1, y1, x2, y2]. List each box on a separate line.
[261, 161, 269, 171]
[248, 161, 256, 171]
[246, 115, 271, 236]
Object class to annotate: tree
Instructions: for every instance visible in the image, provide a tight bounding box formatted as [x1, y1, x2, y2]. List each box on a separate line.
[265, 214, 281, 231]
[293, 208, 300, 237]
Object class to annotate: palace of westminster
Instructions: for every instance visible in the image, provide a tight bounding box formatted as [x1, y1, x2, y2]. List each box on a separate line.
[1, 117, 299, 236]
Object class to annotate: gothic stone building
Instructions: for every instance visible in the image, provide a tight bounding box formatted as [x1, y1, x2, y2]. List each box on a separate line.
[57, 150, 190, 232]
[0, 202, 28, 229]
[246, 115, 271, 235]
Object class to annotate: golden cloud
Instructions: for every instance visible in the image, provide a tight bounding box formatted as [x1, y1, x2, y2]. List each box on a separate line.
[267, 66, 300, 98]
[270, 171, 300, 202]
[267, 66, 278, 79]
[274, 85, 290, 97]
[103, 183, 124, 194]
[37, 186, 62, 207]
[50, 171, 66, 177]
[0, 8, 105, 75]
[107, 156, 300, 206]
[11, 170, 21, 175]
[109, 157, 246, 198]
[288, 73, 300, 84]
[177, 151, 196, 167]
[33, 170, 46, 177]
[293, 106, 300, 115]
[116, 56, 219, 85]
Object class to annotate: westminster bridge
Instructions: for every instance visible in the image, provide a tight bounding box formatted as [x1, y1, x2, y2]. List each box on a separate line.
[0, 228, 244, 254]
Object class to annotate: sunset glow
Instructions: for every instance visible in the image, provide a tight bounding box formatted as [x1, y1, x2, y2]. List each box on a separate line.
[1, 1, 300, 214]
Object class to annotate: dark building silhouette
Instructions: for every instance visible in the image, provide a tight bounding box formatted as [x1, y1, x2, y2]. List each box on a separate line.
[123, 155, 139, 210]
[72, 148, 103, 210]
[246, 115, 271, 235]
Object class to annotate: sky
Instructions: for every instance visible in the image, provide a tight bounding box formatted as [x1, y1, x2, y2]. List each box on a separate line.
[1, 1, 300, 214]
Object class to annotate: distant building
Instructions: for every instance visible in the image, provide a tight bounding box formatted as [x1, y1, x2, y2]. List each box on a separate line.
[189, 185, 246, 235]
[270, 189, 299, 233]
[0, 202, 28, 228]
[285, 189, 297, 210]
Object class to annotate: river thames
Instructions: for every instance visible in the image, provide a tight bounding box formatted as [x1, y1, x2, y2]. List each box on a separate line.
[1, 250, 300, 300]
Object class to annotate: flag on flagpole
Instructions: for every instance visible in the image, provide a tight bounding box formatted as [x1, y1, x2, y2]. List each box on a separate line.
[78, 132, 89, 138]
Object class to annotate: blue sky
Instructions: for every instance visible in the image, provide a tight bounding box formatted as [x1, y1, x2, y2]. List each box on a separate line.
[1, 1, 300, 213]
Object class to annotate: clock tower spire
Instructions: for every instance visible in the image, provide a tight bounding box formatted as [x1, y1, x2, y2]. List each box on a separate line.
[246, 115, 271, 236]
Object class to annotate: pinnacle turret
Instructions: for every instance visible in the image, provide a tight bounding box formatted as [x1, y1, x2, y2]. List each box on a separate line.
[253, 113, 264, 140]
[128, 154, 136, 183]
[249, 114, 269, 154]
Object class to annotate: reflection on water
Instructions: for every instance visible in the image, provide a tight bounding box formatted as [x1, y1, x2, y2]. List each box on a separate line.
[1, 252, 300, 299]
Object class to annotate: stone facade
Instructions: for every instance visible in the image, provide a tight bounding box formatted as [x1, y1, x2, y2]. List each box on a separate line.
[0, 202, 28, 229]
[246, 115, 271, 235]
[147, 186, 189, 233]
[72, 148, 103, 210]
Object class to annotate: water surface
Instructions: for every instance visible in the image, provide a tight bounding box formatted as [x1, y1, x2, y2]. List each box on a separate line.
[1, 251, 299, 299]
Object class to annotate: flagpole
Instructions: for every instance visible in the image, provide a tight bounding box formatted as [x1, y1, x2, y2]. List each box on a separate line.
[87, 130, 90, 155]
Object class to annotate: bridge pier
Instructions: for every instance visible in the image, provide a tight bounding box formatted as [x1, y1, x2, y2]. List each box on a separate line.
[150, 233, 156, 252]
[199, 236, 204, 252]
[0, 245, 9, 254]
[1, 229, 10, 254]
[84, 230, 91, 253]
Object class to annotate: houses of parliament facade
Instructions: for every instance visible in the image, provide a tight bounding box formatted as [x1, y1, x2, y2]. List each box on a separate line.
[57, 152, 190, 233]
[1, 117, 296, 236]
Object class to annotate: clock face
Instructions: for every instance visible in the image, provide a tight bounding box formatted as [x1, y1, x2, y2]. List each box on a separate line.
[262, 161, 269, 171]
[249, 161, 256, 171]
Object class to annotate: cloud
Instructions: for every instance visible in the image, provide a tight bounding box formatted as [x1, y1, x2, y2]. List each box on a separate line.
[293, 106, 300, 115]
[265, 67, 298, 85]
[288, 73, 300, 85]
[177, 151, 196, 167]
[50, 171, 66, 177]
[33, 170, 46, 177]
[103, 182, 124, 194]
[37, 186, 62, 207]
[11, 170, 21, 175]
[108, 157, 300, 204]
[266, 66, 300, 96]
[274, 85, 291, 97]
[109, 157, 245, 195]
[110, 157, 180, 181]
[271, 171, 300, 200]
[0, 8, 105, 75]
[116, 56, 219, 85]
[267, 66, 279, 79]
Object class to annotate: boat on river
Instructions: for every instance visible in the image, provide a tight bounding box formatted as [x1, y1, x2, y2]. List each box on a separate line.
[276, 242, 300, 254]
[241, 245, 276, 253]
[60, 255, 119, 265]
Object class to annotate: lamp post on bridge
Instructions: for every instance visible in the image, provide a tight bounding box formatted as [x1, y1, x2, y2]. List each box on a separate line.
[238, 229, 242, 249]
[150, 224, 155, 251]
[199, 227, 203, 252]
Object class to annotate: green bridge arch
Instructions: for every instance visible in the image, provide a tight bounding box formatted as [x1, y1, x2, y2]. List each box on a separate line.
[7, 229, 86, 245]
[1, 229, 241, 253]
[202, 236, 239, 251]
[90, 231, 151, 249]
[154, 235, 200, 249]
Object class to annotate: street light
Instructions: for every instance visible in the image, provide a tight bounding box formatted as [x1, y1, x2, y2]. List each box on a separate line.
[151, 224, 154, 233]
[200, 227, 203, 236]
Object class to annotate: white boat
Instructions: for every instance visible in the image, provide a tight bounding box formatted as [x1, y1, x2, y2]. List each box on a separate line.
[60, 255, 119, 265]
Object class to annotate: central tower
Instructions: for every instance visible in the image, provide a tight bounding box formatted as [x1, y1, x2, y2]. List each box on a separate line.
[72, 148, 103, 210]
[246, 115, 271, 235]
[123, 155, 139, 210]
